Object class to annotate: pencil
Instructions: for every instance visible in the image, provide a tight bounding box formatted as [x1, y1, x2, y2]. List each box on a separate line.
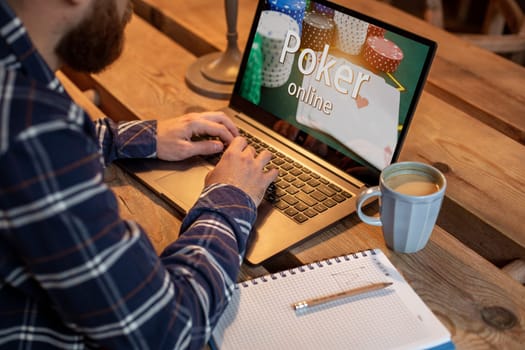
[293, 282, 393, 311]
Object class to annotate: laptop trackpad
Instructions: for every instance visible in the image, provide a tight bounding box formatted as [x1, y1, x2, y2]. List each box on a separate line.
[155, 158, 212, 213]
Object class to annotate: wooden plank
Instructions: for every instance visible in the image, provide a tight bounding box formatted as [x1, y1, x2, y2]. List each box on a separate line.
[64, 15, 226, 122]
[103, 164, 183, 254]
[437, 196, 525, 267]
[57, 71, 106, 121]
[131, 0, 257, 57]
[399, 92, 525, 253]
[131, 0, 525, 144]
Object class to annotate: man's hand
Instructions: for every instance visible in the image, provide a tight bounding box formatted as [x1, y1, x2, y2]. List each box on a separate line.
[205, 137, 279, 206]
[157, 111, 239, 161]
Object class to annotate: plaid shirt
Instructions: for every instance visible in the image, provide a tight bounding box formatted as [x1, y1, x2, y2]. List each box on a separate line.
[0, 3, 256, 349]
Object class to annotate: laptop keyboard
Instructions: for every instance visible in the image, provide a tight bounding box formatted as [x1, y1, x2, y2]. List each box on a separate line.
[204, 129, 353, 223]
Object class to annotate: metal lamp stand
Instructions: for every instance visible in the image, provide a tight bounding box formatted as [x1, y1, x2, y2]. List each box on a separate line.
[185, 0, 241, 99]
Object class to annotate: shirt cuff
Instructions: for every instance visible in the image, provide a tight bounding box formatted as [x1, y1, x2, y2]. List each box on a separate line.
[180, 184, 257, 254]
[116, 120, 157, 159]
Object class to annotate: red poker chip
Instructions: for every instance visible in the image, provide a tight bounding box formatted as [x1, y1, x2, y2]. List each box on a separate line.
[367, 24, 386, 38]
[363, 36, 404, 73]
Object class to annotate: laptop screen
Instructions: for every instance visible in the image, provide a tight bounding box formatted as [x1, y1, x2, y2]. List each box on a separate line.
[230, 0, 436, 185]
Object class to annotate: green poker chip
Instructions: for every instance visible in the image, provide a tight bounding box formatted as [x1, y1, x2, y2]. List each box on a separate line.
[240, 33, 263, 104]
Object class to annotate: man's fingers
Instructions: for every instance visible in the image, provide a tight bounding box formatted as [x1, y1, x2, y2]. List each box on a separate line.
[190, 140, 224, 156]
[194, 111, 239, 138]
[224, 136, 248, 153]
[256, 149, 273, 169]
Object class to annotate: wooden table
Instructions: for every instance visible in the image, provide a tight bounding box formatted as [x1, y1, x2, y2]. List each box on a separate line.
[62, 6, 525, 349]
[128, 0, 525, 267]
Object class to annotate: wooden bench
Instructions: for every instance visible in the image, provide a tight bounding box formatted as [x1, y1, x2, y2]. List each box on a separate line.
[120, 1, 525, 267]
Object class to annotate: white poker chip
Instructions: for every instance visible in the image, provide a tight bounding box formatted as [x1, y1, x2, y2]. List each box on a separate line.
[257, 10, 299, 88]
[257, 10, 299, 41]
[269, 0, 307, 33]
[333, 11, 369, 55]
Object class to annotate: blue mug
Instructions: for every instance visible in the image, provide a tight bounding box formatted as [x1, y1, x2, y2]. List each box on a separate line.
[356, 162, 447, 253]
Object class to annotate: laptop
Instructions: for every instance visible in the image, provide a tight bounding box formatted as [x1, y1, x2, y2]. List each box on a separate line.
[119, 0, 437, 264]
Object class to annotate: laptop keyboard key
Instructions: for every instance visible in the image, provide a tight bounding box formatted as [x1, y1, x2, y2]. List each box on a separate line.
[298, 174, 311, 182]
[295, 192, 317, 207]
[314, 204, 328, 213]
[281, 163, 294, 171]
[304, 208, 318, 218]
[294, 202, 308, 212]
[332, 194, 347, 203]
[290, 168, 303, 176]
[284, 207, 299, 217]
[292, 180, 305, 188]
[286, 186, 300, 195]
[318, 184, 336, 197]
[276, 181, 290, 189]
[301, 185, 315, 194]
[311, 191, 327, 202]
[329, 183, 342, 192]
[283, 174, 295, 183]
[275, 201, 289, 210]
[275, 188, 287, 198]
[293, 213, 309, 223]
[283, 195, 299, 206]
[272, 158, 285, 166]
[322, 198, 337, 208]
[342, 191, 353, 198]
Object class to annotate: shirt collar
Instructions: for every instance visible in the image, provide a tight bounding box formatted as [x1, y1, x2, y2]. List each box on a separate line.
[0, 2, 63, 92]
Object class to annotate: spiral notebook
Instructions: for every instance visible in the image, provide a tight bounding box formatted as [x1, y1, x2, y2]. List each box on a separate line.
[210, 249, 454, 350]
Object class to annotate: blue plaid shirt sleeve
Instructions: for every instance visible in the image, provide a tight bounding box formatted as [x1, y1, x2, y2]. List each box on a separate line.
[0, 2, 257, 349]
[94, 117, 158, 165]
[0, 85, 257, 350]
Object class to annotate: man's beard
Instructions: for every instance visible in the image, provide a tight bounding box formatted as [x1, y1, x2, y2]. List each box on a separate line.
[55, 0, 133, 73]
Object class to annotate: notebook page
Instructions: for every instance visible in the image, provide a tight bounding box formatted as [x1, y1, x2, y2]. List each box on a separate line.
[211, 249, 451, 350]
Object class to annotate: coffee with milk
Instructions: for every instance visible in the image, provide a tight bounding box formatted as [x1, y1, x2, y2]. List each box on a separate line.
[386, 173, 440, 196]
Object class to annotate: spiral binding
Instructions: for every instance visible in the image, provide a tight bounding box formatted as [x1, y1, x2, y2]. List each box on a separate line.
[238, 249, 380, 289]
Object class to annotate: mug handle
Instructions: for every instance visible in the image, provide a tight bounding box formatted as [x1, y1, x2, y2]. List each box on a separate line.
[356, 186, 382, 226]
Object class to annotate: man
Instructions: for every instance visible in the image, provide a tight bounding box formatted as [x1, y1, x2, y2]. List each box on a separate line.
[0, 0, 278, 349]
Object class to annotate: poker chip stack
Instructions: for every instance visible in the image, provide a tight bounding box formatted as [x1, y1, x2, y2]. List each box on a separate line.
[268, 0, 307, 34]
[240, 33, 263, 104]
[363, 36, 404, 73]
[311, 2, 335, 18]
[333, 11, 369, 55]
[300, 11, 335, 51]
[367, 24, 386, 38]
[257, 10, 300, 88]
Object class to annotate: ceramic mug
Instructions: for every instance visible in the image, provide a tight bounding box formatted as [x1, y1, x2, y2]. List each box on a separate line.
[356, 162, 447, 253]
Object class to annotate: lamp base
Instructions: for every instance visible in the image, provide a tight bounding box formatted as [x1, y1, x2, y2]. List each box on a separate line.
[185, 52, 235, 100]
